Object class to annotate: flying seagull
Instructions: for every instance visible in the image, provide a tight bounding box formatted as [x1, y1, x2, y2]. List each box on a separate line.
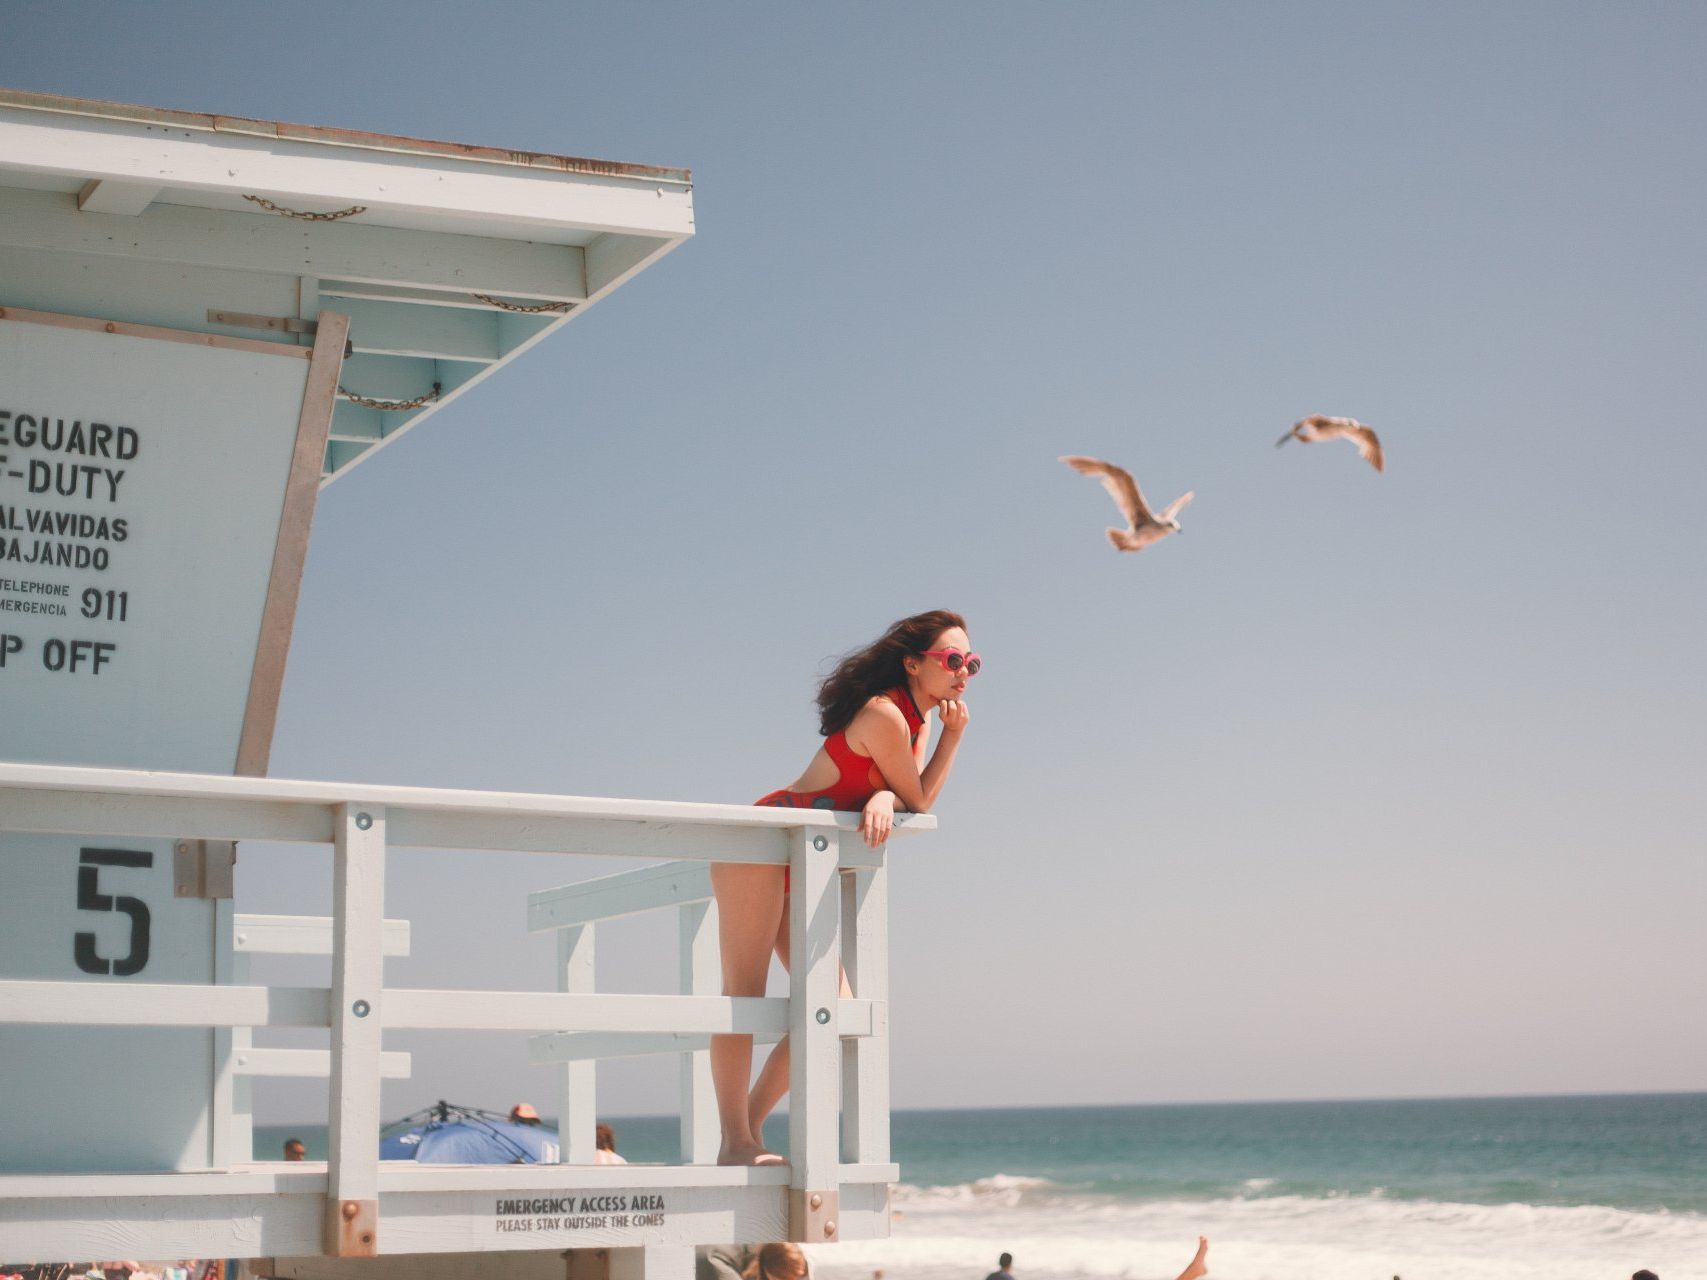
[1059, 455, 1194, 553]
[1275, 415, 1385, 472]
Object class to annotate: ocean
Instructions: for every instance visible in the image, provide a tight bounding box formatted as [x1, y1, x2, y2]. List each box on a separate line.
[259, 1092, 1707, 1280]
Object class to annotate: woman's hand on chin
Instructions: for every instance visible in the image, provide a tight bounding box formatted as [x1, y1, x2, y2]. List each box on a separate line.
[937, 697, 970, 735]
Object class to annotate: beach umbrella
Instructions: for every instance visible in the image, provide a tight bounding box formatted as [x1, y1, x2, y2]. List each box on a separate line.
[379, 1101, 560, 1164]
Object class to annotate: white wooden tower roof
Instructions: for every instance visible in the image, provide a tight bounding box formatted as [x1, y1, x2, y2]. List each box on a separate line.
[0, 87, 695, 484]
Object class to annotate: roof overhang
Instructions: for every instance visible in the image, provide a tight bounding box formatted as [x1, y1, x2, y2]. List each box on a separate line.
[0, 88, 695, 484]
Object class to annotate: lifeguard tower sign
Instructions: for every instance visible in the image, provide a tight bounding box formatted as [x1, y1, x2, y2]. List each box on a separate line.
[0, 311, 339, 772]
[0, 88, 693, 1178]
[0, 306, 347, 1173]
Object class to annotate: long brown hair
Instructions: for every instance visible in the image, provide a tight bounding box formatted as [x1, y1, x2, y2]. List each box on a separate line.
[816, 610, 967, 736]
[743, 1244, 807, 1280]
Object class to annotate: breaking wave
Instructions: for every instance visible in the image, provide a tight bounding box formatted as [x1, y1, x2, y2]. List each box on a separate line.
[807, 1179, 1705, 1280]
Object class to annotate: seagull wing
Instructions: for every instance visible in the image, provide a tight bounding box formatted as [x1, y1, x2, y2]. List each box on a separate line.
[1297, 417, 1384, 471]
[1347, 424, 1385, 472]
[1161, 491, 1195, 521]
[1059, 455, 1155, 527]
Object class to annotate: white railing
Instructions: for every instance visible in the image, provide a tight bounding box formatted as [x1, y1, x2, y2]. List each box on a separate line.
[525, 855, 893, 1177]
[223, 912, 416, 1167]
[0, 760, 931, 1263]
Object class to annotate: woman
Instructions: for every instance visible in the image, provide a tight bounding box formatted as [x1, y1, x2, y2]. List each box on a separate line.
[593, 1123, 626, 1165]
[745, 1245, 808, 1280]
[711, 610, 978, 1165]
[695, 1242, 808, 1280]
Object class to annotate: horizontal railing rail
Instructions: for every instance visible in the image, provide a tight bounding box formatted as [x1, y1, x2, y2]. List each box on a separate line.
[0, 761, 928, 858]
[529, 859, 715, 930]
[0, 981, 877, 1036]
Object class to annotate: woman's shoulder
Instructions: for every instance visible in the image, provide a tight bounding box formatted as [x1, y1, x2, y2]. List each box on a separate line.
[845, 691, 909, 741]
[856, 690, 908, 721]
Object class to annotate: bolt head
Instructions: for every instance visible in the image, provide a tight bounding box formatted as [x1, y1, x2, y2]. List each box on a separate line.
[809, 1193, 822, 1210]
[824, 1221, 837, 1238]
[352, 999, 371, 1018]
[815, 1007, 831, 1024]
[812, 835, 829, 851]
[355, 812, 373, 831]
[342, 1201, 359, 1220]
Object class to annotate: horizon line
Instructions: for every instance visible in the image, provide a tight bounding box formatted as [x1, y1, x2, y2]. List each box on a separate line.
[256, 1085, 1707, 1129]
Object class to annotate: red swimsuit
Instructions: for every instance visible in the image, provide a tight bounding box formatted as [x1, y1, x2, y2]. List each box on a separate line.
[754, 688, 926, 813]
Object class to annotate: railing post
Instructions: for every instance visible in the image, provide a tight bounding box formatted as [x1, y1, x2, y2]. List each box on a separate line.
[324, 802, 385, 1257]
[677, 899, 719, 1163]
[787, 824, 840, 1243]
[210, 899, 252, 1166]
[558, 922, 597, 1164]
[840, 856, 890, 1166]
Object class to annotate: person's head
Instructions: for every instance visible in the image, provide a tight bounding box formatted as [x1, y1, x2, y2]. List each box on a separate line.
[743, 1244, 807, 1280]
[282, 1138, 306, 1161]
[596, 1123, 617, 1152]
[998, 1255, 1013, 1272]
[817, 610, 975, 736]
[509, 1103, 541, 1126]
[1632, 1271, 1659, 1280]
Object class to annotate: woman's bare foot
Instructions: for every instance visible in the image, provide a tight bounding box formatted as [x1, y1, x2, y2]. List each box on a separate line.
[1177, 1236, 1209, 1280]
[717, 1139, 785, 1167]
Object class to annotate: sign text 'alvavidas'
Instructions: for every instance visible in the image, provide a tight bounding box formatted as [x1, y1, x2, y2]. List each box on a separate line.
[0, 408, 139, 677]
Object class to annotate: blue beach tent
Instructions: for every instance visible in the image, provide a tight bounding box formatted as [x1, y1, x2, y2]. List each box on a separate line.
[379, 1101, 560, 1164]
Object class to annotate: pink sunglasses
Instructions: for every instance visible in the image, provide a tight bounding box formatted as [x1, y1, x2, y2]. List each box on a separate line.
[920, 647, 982, 676]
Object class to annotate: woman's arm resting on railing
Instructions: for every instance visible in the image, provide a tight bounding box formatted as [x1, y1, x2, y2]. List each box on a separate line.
[855, 697, 968, 841]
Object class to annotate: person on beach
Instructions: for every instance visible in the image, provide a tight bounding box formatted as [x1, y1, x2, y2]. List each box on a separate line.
[696, 1244, 808, 1280]
[744, 1245, 808, 1280]
[509, 1103, 542, 1126]
[594, 1122, 627, 1165]
[1175, 1236, 1209, 1280]
[281, 1139, 305, 1162]
[711, 610, 977, 1165]
[984, 1253, 1015, 1280]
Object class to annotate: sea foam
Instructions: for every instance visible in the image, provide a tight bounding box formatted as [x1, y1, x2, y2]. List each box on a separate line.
[806, 1180, 1707, 1280]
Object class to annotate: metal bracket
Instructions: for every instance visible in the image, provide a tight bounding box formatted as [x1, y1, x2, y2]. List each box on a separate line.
[209, 309, 318, 335]
[208, 310, 354, 357]
[788, 1187, 840, 1242]
[174, 839, 236, 899]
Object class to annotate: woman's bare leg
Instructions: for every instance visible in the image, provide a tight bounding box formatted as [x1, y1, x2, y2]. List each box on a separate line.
[746, 904, 853, 1143]
[709, 863, 788, 1165]
[1176, 1237, 1209, 1280]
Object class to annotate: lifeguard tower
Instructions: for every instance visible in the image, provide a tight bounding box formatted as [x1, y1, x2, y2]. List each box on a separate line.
[0, 90, 921, 1280]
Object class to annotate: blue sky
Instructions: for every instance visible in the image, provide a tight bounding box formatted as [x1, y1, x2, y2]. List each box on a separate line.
[3, 2, 1703, 1120]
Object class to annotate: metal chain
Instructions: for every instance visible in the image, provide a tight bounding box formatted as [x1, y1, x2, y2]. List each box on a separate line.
[242, 194, 368, 222]
[339, 381, 442, 412]
[471, 292, 571, 313]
